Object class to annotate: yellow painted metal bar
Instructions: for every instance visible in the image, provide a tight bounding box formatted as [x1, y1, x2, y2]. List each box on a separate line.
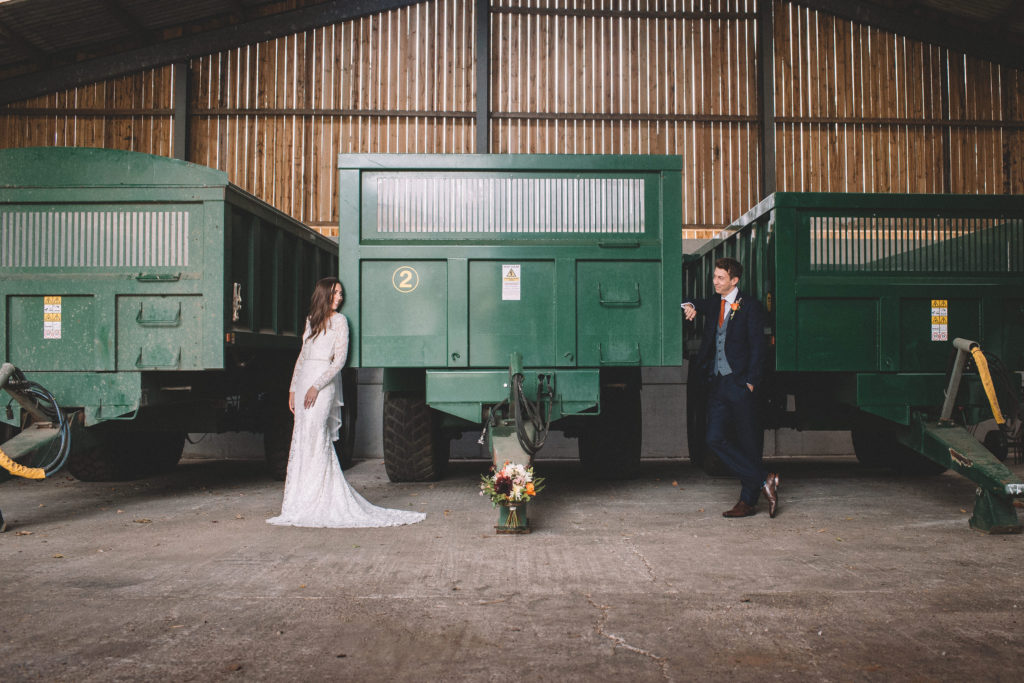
[970, 347, 1005, 425]
[0, 446, 46, 479]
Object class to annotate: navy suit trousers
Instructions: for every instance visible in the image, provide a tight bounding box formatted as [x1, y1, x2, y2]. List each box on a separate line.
[706, 374, 765, 505]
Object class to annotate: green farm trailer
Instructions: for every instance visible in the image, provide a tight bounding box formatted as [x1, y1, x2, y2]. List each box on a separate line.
[684, 192, 1024, 532]
[338, 154, 683, 481]
[0, 147, 338, 488]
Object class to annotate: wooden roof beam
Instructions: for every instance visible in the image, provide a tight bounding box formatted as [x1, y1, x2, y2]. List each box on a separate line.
[792, 0, 1023, 69]
[0, 18, 48, 63]
[99, 0, 157, 43]
[0, 0, 422, 106]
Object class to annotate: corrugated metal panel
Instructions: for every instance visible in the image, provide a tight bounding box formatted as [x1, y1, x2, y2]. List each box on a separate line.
[376, 176, 645, 234]
[0, 210, 189, 268]
[809, 215, 1024, 272]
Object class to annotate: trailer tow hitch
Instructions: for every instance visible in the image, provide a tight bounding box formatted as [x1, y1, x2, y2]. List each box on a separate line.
[0, 363, 75, 532]
[915, 339, 1024, 533]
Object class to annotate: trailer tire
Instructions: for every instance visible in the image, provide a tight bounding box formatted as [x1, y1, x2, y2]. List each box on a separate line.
[382, 393, 446, 482]
[139, 432, 186, 476]
[263, 409, 293, 481]
[67, 430, 185, 481]
[336, 368, 359, 470]
[850, 427, 888, 468]
[579, 368, 642, 479]
[982, 428, 1009, 462]
[852, 425, 947, 475]
[66, 444, 128, 481]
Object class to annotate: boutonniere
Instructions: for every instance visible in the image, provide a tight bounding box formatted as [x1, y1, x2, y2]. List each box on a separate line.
[729, 298, 742, 321]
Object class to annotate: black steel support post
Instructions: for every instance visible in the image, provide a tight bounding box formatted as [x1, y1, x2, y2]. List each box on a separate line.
[757, 1, 776, 198]
[173, 61, 189, 161]
[475, 0, 490, 154]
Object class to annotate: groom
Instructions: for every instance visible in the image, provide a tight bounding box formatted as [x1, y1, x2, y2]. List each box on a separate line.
[682, 257, 779, 518]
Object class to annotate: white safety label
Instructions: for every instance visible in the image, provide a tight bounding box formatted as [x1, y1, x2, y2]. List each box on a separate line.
[931, 299, 948, 341]
[502, 264, 521, 301]
[44, 296, 62, 339]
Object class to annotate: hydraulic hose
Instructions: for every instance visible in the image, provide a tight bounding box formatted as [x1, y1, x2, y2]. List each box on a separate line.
[511, 373, 551, 456]
[0, 447, 45, 479]
[970, 346, 1006, 425]
[0, 367, 71, 479]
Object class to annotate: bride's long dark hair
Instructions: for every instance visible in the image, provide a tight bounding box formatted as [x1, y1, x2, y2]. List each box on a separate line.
[307, 276, 341, 340]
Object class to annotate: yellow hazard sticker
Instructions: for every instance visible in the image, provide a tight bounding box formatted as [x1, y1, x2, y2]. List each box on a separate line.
[502, 264, 521, 301]
[931, 299, 948, 341]
[43, 296, 63, 339]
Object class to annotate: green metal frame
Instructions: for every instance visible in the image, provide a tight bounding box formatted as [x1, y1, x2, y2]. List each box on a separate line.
[0, 147, 337, 428]
[340, 153, 683, 425]
[684, 192, 1024, 532]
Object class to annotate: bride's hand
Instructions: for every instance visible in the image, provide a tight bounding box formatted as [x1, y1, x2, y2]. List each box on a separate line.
[288, 392, 295, 414]
[303, 386, 319, 409]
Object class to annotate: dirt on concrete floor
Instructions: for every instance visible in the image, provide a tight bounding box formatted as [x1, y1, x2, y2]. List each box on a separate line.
[1, 455, 1023, 682]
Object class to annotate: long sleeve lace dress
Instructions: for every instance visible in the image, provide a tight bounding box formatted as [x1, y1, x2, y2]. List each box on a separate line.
[266, 313, 426, 528]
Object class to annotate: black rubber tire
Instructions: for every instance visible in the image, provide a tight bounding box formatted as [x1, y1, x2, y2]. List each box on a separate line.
[684, 374, 732, 476]
[850, 426, 888, 468]
[67, 429, 186, 481]
[263, 408, 293, 481]
[336, 368, 359, 470]
[578, 368, 643, 479]
[138, 432, 186, 476]
[983, 428, 1009, 462]
[852, 424, 947, 475]
[382, 393, 446, 482]
[892, 448, 949, 476]
[67, 444, 127, 482]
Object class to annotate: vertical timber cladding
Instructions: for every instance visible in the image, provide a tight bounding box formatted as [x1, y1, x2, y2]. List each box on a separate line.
[339, 154, 683, 371]
[490, 0, 762, 238]
[774, 2, 1024, 195]
[188, 0, 476, 237]
[0, 65, 177, 155]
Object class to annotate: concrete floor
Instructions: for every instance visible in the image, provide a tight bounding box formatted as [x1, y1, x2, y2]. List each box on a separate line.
[2, 453, 1023, 682]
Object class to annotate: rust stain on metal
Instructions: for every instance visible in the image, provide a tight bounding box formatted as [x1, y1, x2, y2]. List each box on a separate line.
[949, 447, 973, 468]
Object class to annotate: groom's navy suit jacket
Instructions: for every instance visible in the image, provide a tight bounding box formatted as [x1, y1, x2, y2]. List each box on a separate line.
[683, 289, 766, 388]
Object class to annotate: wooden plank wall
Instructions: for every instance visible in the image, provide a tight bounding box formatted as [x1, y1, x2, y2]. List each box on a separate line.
[775, 1, 1024, 195]
[1, 0, 1022, 239]
[0, 66, 175, 155]
[492, 0, 761, 238]
[190, 0, 475, 235]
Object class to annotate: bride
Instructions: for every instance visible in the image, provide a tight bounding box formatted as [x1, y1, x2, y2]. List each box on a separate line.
[267, 277, 426, 528]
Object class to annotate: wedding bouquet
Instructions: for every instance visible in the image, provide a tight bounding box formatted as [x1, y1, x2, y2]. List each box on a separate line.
[480, 460, 544, 506]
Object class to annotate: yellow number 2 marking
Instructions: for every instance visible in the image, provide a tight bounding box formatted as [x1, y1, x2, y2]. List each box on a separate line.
[392, 266, 419, 293]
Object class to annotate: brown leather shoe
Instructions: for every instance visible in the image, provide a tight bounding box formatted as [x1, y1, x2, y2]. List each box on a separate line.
[762, 473, 780, 518]
[722, 500, 757, 518]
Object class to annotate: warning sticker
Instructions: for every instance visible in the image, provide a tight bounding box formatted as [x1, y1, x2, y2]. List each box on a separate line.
[502, 264, 521, 301]
[930, 299, 948, 341]
[43, 296, 62, 339]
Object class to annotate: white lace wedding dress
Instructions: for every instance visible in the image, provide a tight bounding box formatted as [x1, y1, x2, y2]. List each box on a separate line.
[267, 313, 426, 528]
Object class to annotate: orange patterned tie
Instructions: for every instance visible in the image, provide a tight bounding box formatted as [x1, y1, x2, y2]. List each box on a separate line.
[718, 298, 726, 328]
